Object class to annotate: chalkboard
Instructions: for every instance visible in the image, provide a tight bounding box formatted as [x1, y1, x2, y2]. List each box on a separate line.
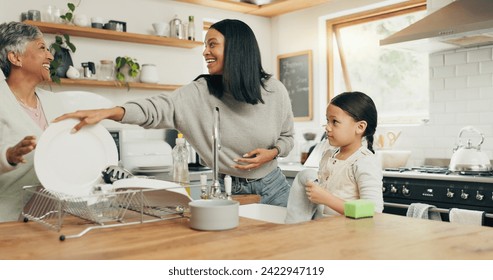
[277, 50, 313, 121]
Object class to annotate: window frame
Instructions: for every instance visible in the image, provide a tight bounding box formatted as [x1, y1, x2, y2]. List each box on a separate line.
[325, 0, 427, 102]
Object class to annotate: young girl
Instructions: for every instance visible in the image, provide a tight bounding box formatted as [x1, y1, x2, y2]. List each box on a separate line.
[285, 91, 384, 223]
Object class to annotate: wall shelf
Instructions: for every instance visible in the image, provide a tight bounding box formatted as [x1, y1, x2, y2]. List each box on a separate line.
[24, 20, 203, 49]
[43, 78, 181, 91]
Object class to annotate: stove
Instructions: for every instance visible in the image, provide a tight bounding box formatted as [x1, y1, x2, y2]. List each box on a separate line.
[382, 166, 493, 226]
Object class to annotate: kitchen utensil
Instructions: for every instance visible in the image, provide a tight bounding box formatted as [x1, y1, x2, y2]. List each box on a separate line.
[377, 134, 385, 148]
[449, 126, 492, 172]
[81, 62, 96, 78]
[189, 199, 239, 231]
[152, 22, 168, 36]
[35, 119, 118, 197]
[101, 165, 134, 184]
[387, 131, 401, 147]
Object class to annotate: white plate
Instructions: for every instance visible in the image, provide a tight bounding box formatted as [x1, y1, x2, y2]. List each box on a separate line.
[35, 119, 118, 197]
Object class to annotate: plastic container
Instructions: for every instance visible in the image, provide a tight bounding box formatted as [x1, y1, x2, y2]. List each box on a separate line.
[173, 135, 190, 195]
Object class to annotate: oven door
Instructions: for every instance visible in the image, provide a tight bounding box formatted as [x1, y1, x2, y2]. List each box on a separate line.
[383, 197, 493, 227]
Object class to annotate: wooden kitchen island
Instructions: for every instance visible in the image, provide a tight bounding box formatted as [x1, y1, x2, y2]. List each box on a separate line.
[1, 212, 493, 260]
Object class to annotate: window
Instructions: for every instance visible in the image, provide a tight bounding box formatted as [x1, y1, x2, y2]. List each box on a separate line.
[328, 1, 428, 125]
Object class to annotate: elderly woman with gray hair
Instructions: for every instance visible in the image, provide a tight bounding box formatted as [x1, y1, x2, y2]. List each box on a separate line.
[0, 21, 65, 222]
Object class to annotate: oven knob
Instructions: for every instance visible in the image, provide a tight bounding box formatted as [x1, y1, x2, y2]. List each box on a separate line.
[402, 186, 410, 196]
[390, 185, 398, 194]
[446, 188, 454, 198]
[476, 191, 484, 201]
[460, 190, 469, 200]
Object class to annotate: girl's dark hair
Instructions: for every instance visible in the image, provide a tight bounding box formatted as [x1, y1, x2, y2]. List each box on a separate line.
[330, 91, 378, 153]
[196, 19, 271, 105]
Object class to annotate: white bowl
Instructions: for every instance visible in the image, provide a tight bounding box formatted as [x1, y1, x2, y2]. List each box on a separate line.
[189, 200, 239, 231]
[376, 150, 411, 169]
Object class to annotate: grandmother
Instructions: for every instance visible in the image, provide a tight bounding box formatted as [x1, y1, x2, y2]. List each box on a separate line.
[0, 21, 65, 222]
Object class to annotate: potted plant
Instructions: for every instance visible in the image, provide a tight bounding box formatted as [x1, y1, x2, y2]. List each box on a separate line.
[60, 1, 80, 24]
[115, 56, 141, 83]
[50, 34, 76, 83]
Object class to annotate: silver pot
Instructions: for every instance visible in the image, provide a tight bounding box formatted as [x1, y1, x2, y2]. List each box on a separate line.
[449, 126, 492, 172]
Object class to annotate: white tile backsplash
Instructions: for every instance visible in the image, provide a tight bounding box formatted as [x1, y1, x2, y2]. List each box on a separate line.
[456, 63, 479, 76]
[467, 48, 492, 62]
[398, 45, 493, 166]
[444, 52, 467, 65]
[444, 76, 467, 89]
[480, 61, 493, 73]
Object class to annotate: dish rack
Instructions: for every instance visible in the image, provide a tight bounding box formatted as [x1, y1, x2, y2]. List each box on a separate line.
[22, 185, 190, 241]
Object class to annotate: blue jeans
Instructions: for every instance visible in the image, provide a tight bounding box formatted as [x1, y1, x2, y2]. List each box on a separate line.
[220, 167, 290, 207]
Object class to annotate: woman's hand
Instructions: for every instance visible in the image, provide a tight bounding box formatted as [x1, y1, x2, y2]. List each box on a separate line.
[6, 136, 37, 165]
[233, 148, 278, 171]
[54, 107, 125, 132]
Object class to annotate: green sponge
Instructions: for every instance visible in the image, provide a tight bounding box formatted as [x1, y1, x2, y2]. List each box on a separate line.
[344, 199, 375, 219]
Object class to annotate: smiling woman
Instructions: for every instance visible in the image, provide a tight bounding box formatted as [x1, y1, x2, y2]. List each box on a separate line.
[0, 21, 67, 222]
[54, 19, 296, 207]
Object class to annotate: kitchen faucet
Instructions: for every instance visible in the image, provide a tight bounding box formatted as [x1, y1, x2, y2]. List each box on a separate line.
[209, 107, 223, 198]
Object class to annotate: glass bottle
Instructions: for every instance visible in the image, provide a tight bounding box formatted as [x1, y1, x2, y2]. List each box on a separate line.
[173, 134, 190, 195]
[187, 16, 195, 41]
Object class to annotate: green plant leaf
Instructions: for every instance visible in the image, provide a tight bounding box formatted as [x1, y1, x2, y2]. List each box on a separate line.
[51, 43, 61, 54]
[55, 36, 63, 44]
[68, 3, 75, 11]
[66, 41, 76, 53]
[116, 72, 125, 82]
[65, 13, 73, 22]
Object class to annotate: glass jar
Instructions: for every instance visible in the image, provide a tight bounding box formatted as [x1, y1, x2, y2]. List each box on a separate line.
[98, 60, 114, 81]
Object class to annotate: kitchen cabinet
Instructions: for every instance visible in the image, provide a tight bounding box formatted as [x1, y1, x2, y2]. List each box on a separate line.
[25, 20, 202, 91]
[174, 0, 332, 17]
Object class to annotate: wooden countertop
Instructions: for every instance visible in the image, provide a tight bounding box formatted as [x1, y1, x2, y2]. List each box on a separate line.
[1, 212, 493, 260]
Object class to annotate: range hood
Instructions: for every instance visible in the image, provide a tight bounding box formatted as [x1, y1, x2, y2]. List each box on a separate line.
[380, 0, 493, 53]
